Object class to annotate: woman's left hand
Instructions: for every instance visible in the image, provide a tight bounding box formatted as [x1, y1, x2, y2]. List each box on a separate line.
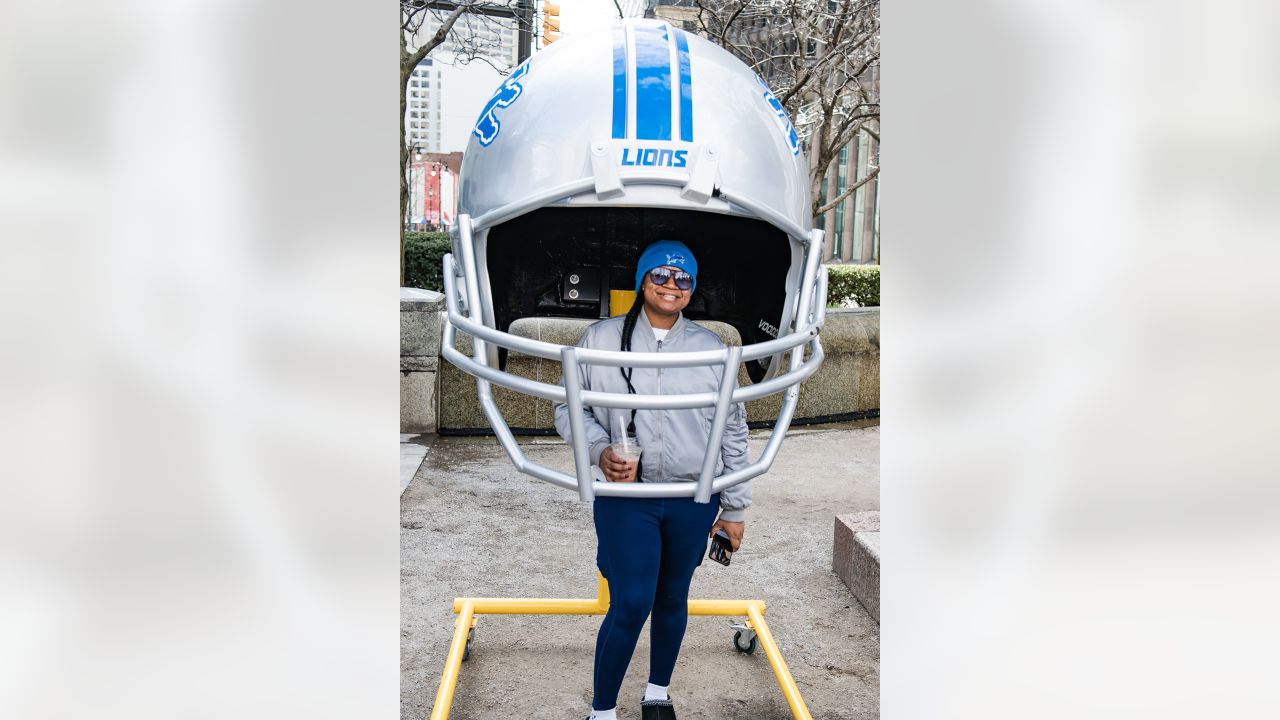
[710, 518, 745, 552]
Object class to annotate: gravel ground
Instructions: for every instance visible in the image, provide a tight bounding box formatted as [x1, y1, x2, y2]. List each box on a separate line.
[401, 423, 879, 719]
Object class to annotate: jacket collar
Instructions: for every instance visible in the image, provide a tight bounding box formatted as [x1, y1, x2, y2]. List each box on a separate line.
[636, 306, 686, 345]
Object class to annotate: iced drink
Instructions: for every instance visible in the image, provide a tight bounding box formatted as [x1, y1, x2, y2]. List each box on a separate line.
[610, 435, 641, 466]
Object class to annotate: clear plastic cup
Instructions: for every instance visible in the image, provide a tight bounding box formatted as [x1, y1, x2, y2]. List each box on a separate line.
[610, 435, 641, 466]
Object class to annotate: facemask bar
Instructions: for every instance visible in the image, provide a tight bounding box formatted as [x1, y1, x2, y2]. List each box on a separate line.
[441, 213, 828, 504]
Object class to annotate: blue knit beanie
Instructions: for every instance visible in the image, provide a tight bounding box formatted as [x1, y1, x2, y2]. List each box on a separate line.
[634, 240, 698, 293]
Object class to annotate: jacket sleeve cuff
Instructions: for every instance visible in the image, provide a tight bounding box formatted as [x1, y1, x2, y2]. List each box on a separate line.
[717, 508, 748, 523]
[590, 440, 611, 466]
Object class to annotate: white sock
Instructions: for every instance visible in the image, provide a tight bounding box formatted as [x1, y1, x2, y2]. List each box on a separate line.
[589, 707, 617, 720]
[644, 682, 669, 702]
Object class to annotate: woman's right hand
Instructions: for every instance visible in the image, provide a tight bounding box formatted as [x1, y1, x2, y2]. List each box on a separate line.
[600, 447, 638, 483]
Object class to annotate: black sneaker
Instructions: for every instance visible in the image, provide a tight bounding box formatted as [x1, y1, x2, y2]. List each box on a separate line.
[641, 697, 677, 720]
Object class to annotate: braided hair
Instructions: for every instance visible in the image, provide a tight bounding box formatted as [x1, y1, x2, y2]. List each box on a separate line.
[620, 293, 645, 357]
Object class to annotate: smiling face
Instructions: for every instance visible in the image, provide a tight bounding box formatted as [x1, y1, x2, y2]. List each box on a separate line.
[641, 265, 693, 328]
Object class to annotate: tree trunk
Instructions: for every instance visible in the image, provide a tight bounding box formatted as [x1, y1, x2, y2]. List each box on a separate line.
[822, 157, 837, 261]
[400, 38, 409, 286]
[400, 99, 408, 286]
[807, 115, 826, 223]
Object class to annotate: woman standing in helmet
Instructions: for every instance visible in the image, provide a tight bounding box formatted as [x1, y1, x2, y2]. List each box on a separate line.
[553, 240, 751, 720]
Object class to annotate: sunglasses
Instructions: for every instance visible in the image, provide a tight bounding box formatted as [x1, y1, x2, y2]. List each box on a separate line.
[647, 267, 693, 291]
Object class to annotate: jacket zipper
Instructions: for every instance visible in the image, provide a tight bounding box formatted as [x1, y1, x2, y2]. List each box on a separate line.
[655, 337, 664, 482]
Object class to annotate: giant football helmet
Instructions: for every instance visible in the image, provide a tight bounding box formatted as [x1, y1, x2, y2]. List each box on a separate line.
[441, 19, 828, 503]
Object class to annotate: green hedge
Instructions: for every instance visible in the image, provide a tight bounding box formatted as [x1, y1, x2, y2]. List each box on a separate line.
[826, 264, 880, 307]
[403, 231, 452, 292]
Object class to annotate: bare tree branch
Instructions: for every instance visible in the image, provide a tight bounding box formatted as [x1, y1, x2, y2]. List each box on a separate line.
[719, 2, 749, 50]
[402, 1, 473, 77]
[813, 165, 879, 216]
[695, 0, 879, 221]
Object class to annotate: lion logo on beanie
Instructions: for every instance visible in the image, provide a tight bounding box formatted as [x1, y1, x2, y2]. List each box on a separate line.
[635, 240, 699, 293]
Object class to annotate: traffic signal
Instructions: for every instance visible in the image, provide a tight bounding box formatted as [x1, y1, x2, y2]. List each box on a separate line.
[542, 1, 561, 45]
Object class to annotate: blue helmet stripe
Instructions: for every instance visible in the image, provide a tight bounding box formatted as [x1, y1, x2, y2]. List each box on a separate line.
[611, 25, 627, 140]
[675, 30, 693, 141]
[633, 24, 672, 141]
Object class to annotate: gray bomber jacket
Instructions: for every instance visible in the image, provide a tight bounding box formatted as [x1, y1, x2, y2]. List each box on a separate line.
[552, 310, 751, 521]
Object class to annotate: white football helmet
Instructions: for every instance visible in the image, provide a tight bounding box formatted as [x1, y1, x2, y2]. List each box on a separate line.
[441, 18, 828, 502]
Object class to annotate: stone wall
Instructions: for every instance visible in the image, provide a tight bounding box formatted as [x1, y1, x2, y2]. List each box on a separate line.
[400, 302, 879, 433]
[742, 308, 879, 425]
[400, 288, 443, 433]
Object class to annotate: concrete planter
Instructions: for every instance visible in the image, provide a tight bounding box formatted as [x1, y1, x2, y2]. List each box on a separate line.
[401, 302, 879, 434]
[833, 511, 880, 622]
[400, 288, 443, 433]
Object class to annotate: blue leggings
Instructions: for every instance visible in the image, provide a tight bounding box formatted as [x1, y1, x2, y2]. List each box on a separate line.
[591, 493, 721, 711]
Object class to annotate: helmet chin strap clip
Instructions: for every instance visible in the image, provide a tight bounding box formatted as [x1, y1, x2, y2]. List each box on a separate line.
[589, 139, 624, 199]
[680, 144, 720, 203]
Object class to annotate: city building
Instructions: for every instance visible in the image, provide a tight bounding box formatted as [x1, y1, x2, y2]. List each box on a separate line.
[645, 0, 699, 30]
[813, 122, 880, 264]
[408, 151, 464, 232]
[418, 11, 519, 69]
[405, 58, 443, 152]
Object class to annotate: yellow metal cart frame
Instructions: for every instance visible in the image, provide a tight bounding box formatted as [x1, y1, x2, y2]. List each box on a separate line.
[430, 572, 811, 719]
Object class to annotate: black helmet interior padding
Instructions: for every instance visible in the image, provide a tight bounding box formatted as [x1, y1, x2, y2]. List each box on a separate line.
[485, 206, 791, 383]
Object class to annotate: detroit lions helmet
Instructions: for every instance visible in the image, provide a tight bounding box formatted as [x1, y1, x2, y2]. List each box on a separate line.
[441, 19, 828, 502]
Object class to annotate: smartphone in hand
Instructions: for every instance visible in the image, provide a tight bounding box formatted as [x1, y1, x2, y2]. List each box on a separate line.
[709, 530, 733, 566]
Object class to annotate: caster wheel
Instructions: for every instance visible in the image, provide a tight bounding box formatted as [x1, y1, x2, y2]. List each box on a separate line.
[463, 629, 475, 662]
[733, 629, 758, 654]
